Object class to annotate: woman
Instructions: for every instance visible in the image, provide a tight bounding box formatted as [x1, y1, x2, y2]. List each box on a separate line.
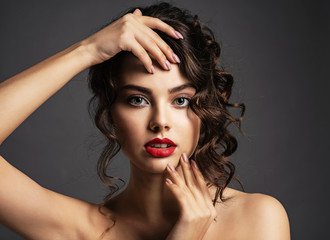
[0, 2, 290, 239]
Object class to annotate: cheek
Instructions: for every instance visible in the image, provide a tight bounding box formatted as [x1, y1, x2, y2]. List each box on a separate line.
[111, 104, 147, 150]
[175, 109, 201, 156]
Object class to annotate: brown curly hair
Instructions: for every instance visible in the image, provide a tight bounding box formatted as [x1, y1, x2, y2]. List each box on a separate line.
[88, 2, 245, 215]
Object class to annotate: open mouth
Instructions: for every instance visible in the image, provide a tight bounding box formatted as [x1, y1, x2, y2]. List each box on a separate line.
[144, 138, 177, 157]
[148, 144, 174, 148]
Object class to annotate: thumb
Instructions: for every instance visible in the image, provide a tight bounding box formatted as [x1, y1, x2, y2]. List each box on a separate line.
[133, 8, 142, 16]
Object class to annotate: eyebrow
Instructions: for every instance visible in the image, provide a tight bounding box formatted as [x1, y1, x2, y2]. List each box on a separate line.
[119, 83, 195, 94]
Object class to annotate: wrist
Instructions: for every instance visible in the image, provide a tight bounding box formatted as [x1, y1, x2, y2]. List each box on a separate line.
[78, 38, 104, 67]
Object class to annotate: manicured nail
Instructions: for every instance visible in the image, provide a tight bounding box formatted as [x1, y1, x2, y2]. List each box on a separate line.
[149, 65, 155, 74]
[191, 160, 199, 169]
[167, 162, 175, 171]
[174, 30, 184, 39]
[165, 60, 171, 70]
[172, 53, 180, 63]
[182, 153, 188, 163]
[165, 178, 173, 184]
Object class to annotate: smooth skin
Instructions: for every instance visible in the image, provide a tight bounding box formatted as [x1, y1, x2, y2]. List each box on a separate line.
[107, 52, 212, 240]
[0, 8, 290, 240]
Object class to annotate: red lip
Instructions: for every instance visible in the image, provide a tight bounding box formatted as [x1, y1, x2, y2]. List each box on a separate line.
[144, 138, 177, 158]
[145, 138, 176, 146]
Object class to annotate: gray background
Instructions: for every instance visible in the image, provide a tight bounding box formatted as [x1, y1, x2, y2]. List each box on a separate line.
[0, 0, 329, 239]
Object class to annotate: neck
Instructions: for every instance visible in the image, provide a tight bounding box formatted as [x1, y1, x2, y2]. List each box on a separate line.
[108, 161, 181, 225]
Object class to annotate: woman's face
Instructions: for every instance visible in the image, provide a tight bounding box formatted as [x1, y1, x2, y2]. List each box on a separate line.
[111, 55, 201, 173]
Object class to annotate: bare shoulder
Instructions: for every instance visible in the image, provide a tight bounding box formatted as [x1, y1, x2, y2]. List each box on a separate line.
[232, 188, 291, 239]
[209, 187, 291, 240]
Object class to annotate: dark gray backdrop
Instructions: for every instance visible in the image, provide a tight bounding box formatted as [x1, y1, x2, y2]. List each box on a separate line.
[0, 0, 329, 239]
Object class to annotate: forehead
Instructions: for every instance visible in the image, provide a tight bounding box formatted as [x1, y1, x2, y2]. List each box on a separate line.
[117, 54, 191, 90]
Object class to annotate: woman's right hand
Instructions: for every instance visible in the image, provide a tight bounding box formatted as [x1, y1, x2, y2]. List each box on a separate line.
[82, 8, 182, 73]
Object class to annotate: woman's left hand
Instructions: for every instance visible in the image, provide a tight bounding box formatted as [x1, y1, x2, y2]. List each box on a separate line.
[165, 153, 217, 240]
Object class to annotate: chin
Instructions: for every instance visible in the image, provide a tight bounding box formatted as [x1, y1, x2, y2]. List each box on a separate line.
[132, 153, 180, 174]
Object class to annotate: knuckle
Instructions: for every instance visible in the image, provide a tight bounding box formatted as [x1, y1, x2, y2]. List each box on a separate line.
[182, 186, 190, 194]
[139, 51, 150, 62]
[154, 18, 162, 25]
[146, 58, 153, 67]
[122, 13, 133, 22]
[171, 170, 180, 177]
[164, 45, 172, 53]
[196, 171, 204, 180]
[186, 182, 193, 188]
[209, 209, 217, 220]
[144, 38, 154, 48]
[211, 209, 217, 218]
[199, 213, 207, 220]
[158, 53, 166, 63]
[118, 31, 130, 41]
[200, 210, 210, 219]
[183, 213, 196, 223]
[151, 31, 159, 39]
[176, 191, 186, 199]
[121, 20, 132, 30]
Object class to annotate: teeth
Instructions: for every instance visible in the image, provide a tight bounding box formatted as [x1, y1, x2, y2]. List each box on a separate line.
[150, 144, 171, 148]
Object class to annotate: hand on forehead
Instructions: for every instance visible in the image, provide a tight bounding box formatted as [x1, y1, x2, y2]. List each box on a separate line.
[120, 52, 170, 74]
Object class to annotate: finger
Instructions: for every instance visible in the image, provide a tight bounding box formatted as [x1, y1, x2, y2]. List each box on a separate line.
[165, 177, 215, 223]
[166, 162, 188, 188]
[141, 16, 183, 40]
[129, 39, 154, 74]
[129, 14, 180, 66]
[148, 30, 180, 64]
[165, 178, 198, 214]
[166, 161, 211, 206]
[135, 33, 171, 71]
[180, 153, 198, 188]
[133, 8, 142, 16]
[180, 154, 211, 206]
[191, 160, 213, 200]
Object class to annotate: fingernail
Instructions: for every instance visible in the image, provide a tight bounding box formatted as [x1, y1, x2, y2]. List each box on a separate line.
[165, 178, 173, 185]
[167, 162, 175, 171]
[150, 65, 155, 74]
[174, 30, 184, 39]
[182, 153, 188, 163]
[172, 53, 180, 63]
[165, 60, 171, 70]
[192, 160, 199, 169]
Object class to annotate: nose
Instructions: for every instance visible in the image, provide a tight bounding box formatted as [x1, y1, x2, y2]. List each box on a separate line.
[148, 104, 172, 132]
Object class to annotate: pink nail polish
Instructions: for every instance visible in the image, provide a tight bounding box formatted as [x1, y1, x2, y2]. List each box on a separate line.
[168, 162, 175, 171]
[182, 153, 188, 163]
[150, 65, 155, 74]
[172, 53, 180, 63]
[174, 30, 184, 39]
[165, 178, 173, 185]
[192, 160, 199, 169]
[165, 60, 171, 70]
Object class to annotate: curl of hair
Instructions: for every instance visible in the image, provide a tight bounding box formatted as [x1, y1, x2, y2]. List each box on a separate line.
[88, 2, 245, 217]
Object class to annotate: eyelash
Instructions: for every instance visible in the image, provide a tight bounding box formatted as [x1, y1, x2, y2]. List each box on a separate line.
[127, 95, 191, 108]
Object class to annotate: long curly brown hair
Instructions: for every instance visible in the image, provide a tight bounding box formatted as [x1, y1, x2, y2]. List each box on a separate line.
[88, 2, 245, 216]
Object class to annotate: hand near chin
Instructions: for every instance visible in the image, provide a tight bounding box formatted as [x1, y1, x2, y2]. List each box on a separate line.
[165, 153, 217, 240]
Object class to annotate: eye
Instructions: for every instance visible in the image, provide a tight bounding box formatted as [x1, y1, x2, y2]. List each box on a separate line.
[174, 97, 190, 107]
[128, 96, 148, 106]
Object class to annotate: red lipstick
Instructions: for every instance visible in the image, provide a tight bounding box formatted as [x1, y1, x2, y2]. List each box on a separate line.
[144, 138, 177, 158]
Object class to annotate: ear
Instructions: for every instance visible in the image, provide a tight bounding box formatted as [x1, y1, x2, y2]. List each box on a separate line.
[133, 8, 142, 16]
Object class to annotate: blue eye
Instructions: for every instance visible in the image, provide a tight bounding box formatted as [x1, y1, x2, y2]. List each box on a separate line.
[174, 97, 190, 107]
[128, 96, 148, 106]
